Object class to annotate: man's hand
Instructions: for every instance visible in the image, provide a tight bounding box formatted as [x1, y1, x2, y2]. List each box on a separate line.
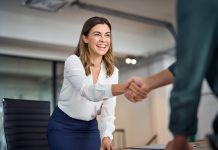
[165, 135, 193, 150]
[100, 137, 114, 150]
[124, 69, 174, 103]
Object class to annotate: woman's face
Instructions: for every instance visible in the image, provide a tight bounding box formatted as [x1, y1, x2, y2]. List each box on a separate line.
[83, 24, 111, 57]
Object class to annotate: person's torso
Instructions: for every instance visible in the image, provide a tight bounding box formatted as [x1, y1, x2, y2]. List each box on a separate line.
[58, 55, 116, 121]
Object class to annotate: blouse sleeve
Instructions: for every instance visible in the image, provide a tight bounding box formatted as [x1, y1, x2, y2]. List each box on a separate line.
[98, 68, 118, 141]
[64, 55, 113, 102]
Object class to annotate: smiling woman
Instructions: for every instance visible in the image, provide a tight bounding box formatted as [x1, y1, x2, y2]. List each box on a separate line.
[47, 16, 126, 150]
[83, 24, 111, 60]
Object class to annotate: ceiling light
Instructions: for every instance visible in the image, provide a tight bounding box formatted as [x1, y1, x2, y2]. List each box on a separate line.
[131, 59, 137, 65]
[125, 58, 131, 64]
[125, 57, 137, 65]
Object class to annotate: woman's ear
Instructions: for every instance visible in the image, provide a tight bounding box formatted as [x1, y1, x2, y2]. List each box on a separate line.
[82, 35, 88, 43]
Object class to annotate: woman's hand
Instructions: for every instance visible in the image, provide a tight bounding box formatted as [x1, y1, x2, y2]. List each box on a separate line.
[100, 137, 114, 150]
[124, 76, 150, 102]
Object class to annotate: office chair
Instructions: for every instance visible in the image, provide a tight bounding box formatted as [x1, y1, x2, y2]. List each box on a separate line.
[2, 98, 50, 150]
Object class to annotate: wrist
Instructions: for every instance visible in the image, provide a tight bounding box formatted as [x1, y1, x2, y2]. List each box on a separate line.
[112, 83, 127, 96]
[102, 136, 111, 140]
[174, 135, 188, 141]
[173, 135, 189, 149]
[102, 136, 111, 144]
[143, 77, 153, 90]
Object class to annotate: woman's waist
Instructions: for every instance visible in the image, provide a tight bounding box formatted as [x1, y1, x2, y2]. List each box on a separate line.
[57, 102, 101, 121]
[49, 106, 99, 132]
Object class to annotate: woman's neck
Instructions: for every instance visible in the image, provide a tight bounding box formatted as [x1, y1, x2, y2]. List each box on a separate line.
[91, 55, 102, 68]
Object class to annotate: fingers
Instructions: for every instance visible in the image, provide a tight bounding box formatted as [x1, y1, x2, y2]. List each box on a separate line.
[165, 139, 193, 150]
[125, 80, 150, 102]
[124, 76, 152, 102]
[100, 144, 114, 150]
[124, 91, 136, 103]
[100, 147, 104, 150]
[128, 82, 148, 97]
[101, 137, 114, 150]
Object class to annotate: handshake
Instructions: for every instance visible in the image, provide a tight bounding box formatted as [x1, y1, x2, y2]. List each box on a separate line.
[112, 76, 152, 103]
[113, 69, 174, 102]
[124, 76, 151, 102]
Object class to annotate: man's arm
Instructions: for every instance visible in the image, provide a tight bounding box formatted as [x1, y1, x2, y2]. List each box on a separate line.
[143, 68, 174, 90]
[124, 64, 175, 102]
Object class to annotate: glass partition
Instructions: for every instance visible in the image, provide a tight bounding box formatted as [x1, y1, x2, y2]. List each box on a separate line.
[0, 55, 64, 149]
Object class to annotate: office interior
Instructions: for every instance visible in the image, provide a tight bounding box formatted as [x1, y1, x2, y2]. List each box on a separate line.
[0, 0, 217, 149]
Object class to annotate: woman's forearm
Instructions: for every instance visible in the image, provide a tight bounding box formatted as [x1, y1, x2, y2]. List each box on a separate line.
[111, 83, 128, 96]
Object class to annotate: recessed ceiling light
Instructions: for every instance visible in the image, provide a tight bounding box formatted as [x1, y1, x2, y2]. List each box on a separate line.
[131, 59, 137, 65]
[125, 58, 131, 64]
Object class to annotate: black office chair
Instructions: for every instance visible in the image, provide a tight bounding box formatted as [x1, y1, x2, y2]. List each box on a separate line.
[2, 98, 50, 150]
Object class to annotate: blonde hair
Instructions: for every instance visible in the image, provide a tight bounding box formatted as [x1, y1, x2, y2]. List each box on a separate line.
[74, 16, 114, 77]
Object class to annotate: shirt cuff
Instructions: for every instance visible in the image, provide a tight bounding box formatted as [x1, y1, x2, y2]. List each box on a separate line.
[101, 131, 113, 141]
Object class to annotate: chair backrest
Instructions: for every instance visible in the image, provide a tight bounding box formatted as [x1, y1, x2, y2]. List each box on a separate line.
[2, 98, 50, 150]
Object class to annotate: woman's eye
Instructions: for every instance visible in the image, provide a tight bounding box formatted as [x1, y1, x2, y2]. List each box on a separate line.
[105, 34, 111, 37]
[94, 33, 101, 36]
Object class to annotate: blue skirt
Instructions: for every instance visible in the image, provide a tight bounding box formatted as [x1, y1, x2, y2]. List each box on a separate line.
[47, 106, 101, 150]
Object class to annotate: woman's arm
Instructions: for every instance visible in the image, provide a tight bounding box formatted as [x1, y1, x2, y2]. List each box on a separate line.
[65, 55, 125, 101]
[99, 69, 118, 150]
[65, 55, 147, 102]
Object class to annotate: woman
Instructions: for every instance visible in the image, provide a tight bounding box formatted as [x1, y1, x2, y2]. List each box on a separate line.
[47, 16, 145, 150]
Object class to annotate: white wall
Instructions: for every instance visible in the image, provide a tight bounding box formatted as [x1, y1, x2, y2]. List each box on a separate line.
[115, 55, 218, 147]
[116, 65, 152, 147]
[115, 55, 174, 147]
[147, 55, 174, 144]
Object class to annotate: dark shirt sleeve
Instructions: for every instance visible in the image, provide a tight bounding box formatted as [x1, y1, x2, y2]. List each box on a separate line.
[168, 62, 176, 77]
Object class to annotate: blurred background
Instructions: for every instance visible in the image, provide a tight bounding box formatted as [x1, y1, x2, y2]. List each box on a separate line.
[0, 0, 217, 149]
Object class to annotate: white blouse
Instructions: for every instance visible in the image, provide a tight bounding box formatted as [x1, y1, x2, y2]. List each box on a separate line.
[58, 55, 118, 140]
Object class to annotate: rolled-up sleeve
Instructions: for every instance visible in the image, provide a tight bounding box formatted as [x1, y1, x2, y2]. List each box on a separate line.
[65, 55, 113, 102]
[168, 62, 176, 77]
[98, 68, 118, 140]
